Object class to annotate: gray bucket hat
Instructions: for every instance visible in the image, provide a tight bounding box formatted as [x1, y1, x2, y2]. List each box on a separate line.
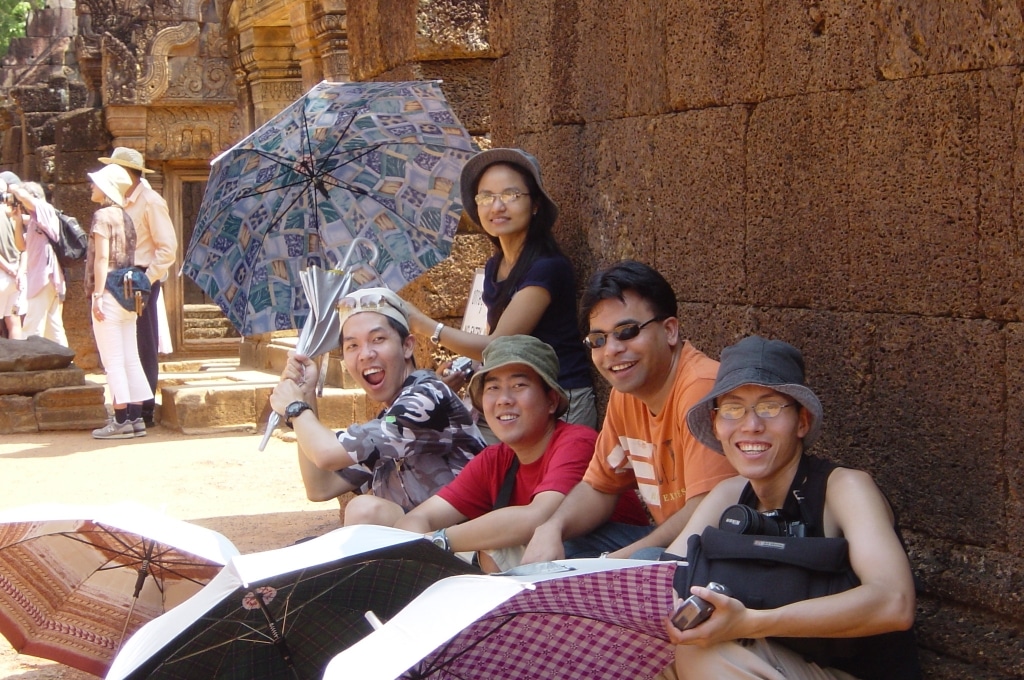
[686, 335, 824, 454]
[460, 148, 559, 231]
[468, 335, 569, 418]
[0, 171, 21, 186]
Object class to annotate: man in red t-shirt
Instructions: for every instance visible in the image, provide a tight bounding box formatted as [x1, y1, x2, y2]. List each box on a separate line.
[396, 335, 647, 572]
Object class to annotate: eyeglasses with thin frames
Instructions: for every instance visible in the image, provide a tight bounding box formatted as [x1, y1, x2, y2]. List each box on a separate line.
[583, 316, 666, 350]
[474, 189, 527, 207]
[713, 402, 795, 420]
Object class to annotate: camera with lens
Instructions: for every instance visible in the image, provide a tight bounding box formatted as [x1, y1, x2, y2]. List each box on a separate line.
[1, 192, 13, 206]
[719, 504, 806, 537]
[671, 581, 732, 631]
[449, 356, 474, 379]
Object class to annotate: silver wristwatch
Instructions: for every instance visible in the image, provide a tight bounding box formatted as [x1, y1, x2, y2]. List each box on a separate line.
[430, 528, 451, 552]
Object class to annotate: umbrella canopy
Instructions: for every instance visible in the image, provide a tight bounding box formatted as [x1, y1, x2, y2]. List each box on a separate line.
[0, 502, 238, 677]
[325, 560, 678, 680]
[106, 526, 480, 680]
[183, 79, 476, 336]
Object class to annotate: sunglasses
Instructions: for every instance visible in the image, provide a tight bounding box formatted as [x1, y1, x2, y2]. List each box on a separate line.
[583, 316, 666, 350]
[336, 291, 397, 314]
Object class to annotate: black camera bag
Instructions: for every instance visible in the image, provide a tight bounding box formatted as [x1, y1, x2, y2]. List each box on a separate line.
[682, 527, 859, 611]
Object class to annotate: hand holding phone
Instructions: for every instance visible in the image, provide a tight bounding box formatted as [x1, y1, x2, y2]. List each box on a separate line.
[671, 581, 732, 631]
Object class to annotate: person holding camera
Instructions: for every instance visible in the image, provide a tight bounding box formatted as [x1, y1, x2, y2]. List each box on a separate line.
[269, 287, 486, 527]
[660, 335, 920, 679]
[395, 335, 648, 572]
[0, 172, 25, 340]
[8, 181, 67, 346]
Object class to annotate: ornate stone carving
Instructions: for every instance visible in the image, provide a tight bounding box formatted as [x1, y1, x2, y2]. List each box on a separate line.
[137, 22, 201, 104]
[147, 106, 240, 160]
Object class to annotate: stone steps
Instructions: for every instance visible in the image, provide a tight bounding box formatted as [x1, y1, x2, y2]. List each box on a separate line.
[155, 357, 367, 436]
[183, 304, 241, 341]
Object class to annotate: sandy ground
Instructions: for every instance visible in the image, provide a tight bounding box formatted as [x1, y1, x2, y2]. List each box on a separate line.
[0, 425, 343, 679]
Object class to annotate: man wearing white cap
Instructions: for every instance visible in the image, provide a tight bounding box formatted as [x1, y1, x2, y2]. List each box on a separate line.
[98, 147, 177, 426]
[270, 287, 486, 526]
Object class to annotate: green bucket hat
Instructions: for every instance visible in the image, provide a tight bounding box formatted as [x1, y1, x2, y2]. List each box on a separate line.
[468, 335, 569, 418]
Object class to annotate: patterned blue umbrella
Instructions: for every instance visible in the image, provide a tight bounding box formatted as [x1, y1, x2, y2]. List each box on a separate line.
[182, 80, 475, 336]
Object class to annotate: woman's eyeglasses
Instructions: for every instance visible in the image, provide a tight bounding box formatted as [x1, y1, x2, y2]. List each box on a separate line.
[474, 190, 526, 207]
[583, 316, 665, 350]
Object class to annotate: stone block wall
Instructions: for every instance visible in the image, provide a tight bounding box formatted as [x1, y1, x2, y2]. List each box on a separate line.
[472, 0, 1024, 676]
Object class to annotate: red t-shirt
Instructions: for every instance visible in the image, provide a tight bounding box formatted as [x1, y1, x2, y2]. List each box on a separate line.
[439, 421, 649, 525]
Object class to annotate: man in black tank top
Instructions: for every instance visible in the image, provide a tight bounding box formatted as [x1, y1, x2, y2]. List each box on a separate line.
[661, 335, 920, 680]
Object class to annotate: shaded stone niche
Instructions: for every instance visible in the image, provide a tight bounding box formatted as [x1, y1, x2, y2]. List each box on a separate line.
[0, 336, 107, 433]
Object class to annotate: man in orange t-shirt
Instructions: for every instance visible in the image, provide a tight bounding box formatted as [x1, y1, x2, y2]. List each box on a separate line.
[523, 261, 736, 561]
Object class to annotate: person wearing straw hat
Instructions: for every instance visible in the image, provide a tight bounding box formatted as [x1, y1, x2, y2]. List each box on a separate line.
[660, 335, 920, 680]
[98, 147, 176, 427]
[395, 335, 648, 572]
[85, 164, 154, 439]
[0, 171, 24, 339]
[7, 180, 67, 346]
[402, 148, 597, 430]
[524, 261, 736, 563]
[270, 287, 486, 526]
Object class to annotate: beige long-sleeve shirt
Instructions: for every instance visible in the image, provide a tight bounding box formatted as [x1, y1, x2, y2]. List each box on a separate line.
[123, 183, 176, 283]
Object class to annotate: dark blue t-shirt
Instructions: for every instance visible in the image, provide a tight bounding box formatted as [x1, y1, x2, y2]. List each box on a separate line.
[483, 253, 593, 390]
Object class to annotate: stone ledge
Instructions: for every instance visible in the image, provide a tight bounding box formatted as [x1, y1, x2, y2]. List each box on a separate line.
[0, 366, 87, 395]
[159, 372, 365, 435]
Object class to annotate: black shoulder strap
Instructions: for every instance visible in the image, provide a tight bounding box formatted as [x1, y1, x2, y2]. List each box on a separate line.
[493, 457, 520, 510]
[736, 455, 837, 536]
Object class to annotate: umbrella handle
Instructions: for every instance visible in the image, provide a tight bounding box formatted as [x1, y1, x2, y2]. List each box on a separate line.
[338, 237, 379, 272]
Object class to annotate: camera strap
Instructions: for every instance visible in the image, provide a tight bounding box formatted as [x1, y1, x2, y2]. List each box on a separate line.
[735, 455, 836, 537]
[493, 457, 519, 510]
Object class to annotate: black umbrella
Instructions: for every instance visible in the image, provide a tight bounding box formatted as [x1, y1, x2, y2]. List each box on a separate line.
[107, 526, 480, 680]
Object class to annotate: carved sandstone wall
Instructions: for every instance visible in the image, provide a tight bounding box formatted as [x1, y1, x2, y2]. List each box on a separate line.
[356, 1, 1024, 678]
[509, 2, 1022, 678]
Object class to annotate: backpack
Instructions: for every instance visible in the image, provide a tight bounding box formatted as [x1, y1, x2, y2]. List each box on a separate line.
[47, 210, 89, 267]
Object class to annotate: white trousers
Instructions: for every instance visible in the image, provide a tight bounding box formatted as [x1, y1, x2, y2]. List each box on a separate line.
[91, 293, 153, 406]
[671, 639, 859, 680]
[24, 284, 67, 346]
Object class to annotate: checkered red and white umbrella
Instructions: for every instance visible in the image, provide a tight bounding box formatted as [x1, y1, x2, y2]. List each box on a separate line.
[325, 559, 678, 680]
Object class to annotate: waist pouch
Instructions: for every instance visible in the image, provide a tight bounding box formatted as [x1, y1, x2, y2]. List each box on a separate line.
[105, 267, 151, 314]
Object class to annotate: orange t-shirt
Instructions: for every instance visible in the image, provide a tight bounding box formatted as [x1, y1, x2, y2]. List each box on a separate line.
[583, 342, 737, 525]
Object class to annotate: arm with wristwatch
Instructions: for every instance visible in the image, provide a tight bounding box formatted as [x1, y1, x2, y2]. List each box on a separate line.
[269, 352, 362, 503]
[403, 287, 551, 361]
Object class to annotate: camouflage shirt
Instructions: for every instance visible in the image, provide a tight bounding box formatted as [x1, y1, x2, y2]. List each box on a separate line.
[336, 369, 485, 511]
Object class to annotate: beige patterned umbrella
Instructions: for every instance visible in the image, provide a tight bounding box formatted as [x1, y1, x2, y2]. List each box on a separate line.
[0, 502, 238, 677]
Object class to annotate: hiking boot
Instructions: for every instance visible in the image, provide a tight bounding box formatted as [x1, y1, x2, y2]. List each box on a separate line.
[131, 418, 147, 437]
[92, 419, 135, 440]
